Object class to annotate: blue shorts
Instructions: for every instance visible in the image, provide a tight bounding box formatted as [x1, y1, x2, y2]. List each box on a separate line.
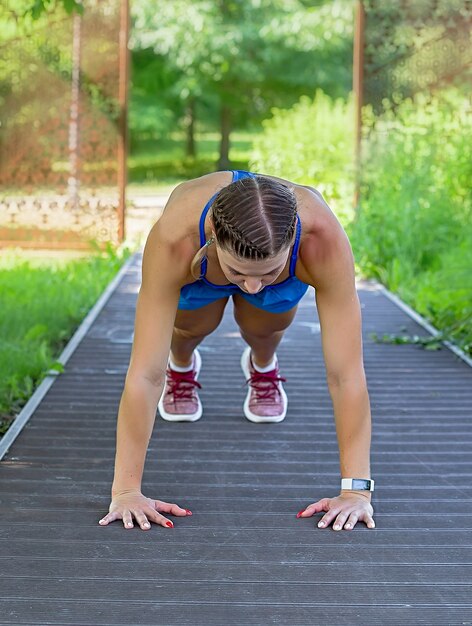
[178, 277, 309, 314]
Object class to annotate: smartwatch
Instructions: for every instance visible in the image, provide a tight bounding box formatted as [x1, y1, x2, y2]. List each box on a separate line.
[341, 478, 375, 492]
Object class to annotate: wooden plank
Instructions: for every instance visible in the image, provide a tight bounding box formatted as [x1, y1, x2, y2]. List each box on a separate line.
[1, 577, 472, 605]
[1, 539, 471, 564]
[0, 601, 471, 626]
[1, 525, 472, 546]
[1, 558, 471, 583]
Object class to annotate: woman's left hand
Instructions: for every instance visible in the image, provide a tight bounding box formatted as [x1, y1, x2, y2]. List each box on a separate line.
[296, 493, 375, 531]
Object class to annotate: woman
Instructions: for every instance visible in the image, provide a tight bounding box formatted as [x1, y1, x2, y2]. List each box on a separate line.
[99, 170, 375, 532]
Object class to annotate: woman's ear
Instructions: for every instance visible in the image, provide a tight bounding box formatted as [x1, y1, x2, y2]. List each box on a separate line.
[208, 217, 216, 239]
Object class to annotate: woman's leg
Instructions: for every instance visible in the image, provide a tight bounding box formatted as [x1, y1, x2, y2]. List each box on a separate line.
[233, 294, 298, 422]
[232, 294, 298, 367]
[171, 297, 229, 367]
[159, 297, 230, 421]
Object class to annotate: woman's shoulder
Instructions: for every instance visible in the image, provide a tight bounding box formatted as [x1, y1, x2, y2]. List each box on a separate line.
[142, 172, 233, 266]
[174, 169, 311, 207]
[159, 171, 233, 226]
[296, 189, 354, 286]
[151, 169, 325, 241]
[177, 170, 235, 204]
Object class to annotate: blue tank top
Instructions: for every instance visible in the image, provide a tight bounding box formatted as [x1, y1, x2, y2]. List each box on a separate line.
[199, 169, 302, 290]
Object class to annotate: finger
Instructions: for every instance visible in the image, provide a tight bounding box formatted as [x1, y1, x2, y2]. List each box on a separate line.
[98, 511, 120, 526]
[154, 499, 192, 517]
[297, 499, 331, 518]
[144, 507, 174, 529]
[317, 508, 341, 529]
[332, 513, 349, 531]
[140, 507, 173, 529]
[122, 511, 134, 529]
[362, 512, 376, 529]
[344, 513, 359, 531]
[132, 511, 151, 531]
[158, 514, 174, 529]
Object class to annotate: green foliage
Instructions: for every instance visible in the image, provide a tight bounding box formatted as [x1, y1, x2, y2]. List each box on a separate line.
[350, 89, 472, 355]
[130, 50, 184, 145]
[1, 1, 119, 166]
[363, 0, 472, 110]
[130, 0, 353, 146]
[404, 241, 472, 355]
[370, 332, 443, 351]
[26, 0, 82, 19]
[128, 131, 255, 183]
[250, 89, 355, 223]
[0, 246, 131, 434]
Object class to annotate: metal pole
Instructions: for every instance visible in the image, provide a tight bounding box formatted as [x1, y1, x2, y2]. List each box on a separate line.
[353, 0, 365, 214]
[117, 0, 129, 243]
[68, 9, 82, 210]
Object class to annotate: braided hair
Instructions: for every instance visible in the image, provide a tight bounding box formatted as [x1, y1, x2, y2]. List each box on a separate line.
[190, 175, 298, 279]
[211, 175, 297, 260]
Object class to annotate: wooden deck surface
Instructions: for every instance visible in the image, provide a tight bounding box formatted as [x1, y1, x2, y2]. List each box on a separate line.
[1, 252, 471, 625]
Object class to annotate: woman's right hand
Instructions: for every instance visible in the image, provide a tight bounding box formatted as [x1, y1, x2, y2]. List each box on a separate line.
[98, 490, 192, 530]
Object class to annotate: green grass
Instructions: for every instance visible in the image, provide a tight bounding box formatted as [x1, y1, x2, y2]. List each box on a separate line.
[0, 245, 132, 436]
[128, 130, 260, 187]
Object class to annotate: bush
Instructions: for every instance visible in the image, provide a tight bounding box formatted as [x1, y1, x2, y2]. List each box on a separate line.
[404, 240, 472, 356]
[349, 89, 472, 354]
[250, 90, 355, 223]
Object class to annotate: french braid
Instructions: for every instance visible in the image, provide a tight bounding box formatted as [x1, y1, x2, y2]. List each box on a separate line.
[211, 175, 297, 260]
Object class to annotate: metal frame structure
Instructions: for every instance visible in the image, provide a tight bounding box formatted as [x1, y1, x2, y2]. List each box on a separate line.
[0, 0, 129, 250]
[353, 0, 471, 211]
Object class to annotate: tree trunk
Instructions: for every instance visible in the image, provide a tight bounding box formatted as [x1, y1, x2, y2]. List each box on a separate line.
[184, 96, 196, 158]
[217, 102, 231, 170]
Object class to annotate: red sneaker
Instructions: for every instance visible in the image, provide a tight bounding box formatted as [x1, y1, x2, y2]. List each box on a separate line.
[240, 346, 287, 423]
[158, 350, 202, 422]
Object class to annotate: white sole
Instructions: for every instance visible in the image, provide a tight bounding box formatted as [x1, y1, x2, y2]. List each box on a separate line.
[158, 349, 203, 422]
[240, 346, 287, 423]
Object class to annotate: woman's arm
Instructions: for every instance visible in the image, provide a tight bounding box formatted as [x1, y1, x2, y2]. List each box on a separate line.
[296, 204, 375, 531]
[100, 193, 194, 530]
[315, 261, 372, 496]
[111, 261, 180, 496]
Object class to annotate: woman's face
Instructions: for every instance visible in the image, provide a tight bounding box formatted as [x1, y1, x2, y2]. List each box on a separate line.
[216, 246, 290, 294]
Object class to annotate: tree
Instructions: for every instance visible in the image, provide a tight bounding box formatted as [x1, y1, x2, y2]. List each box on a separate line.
[131, 0, 353, 168]
[24, 0, 83, 19]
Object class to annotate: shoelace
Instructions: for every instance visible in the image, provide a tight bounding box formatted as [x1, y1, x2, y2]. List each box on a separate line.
[166, 368, 202, 400]
[245, 369, 287, 403]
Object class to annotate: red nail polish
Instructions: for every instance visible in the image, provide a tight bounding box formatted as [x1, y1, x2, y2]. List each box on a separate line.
[166, 521, 173, 528]
[185, 509, 192, 515]
[296, 510, 305, 518]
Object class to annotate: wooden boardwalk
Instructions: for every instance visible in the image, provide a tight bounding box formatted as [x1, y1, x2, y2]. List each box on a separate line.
[1, 252, 471, 625]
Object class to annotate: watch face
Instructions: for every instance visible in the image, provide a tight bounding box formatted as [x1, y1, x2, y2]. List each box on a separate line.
[352, 479, 370, 490]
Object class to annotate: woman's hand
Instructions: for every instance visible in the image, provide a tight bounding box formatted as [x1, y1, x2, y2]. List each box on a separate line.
[296, 493, 375, 531]
[98, 490, 192, 530]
